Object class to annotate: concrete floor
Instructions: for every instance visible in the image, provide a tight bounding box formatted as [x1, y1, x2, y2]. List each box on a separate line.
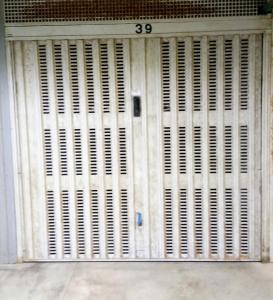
[0, 263, 273, 300]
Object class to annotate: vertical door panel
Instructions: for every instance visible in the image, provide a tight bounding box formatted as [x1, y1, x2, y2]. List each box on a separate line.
[131, 38, 150, 259]
[146, 38, 164, 258]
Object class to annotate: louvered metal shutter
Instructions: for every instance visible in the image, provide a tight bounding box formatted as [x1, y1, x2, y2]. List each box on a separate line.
[11, 34, 262, 261]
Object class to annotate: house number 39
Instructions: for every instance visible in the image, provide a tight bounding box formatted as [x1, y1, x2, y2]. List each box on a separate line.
[135, 24, 153, 34]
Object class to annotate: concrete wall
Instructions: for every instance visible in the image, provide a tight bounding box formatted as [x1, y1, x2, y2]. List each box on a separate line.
[0, 0, 17, 263]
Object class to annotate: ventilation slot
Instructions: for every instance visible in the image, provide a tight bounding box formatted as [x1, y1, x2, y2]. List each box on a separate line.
[89, 129, 98, 176]
[208, 40, 217, 111]
[106, 190, 114, 255]
[38, 44, 50, 114]
[47, 191, 56, 256]
[195, 189, 203, 255]
[84, 43, 95, 114]
[240, 126, 248, 174]
[193, 40, 201, 111]
[224, 126, 233, 174]
[210, 189, 218, 255]
[4, 1, 265, 24]
[69, 44, 80, 114]
[59, 129, 68, 176]
[225, 188, 233, 255]
[91, 190, 100, 255]
[240, 188, 249, 256]
[162, 41, 171, 112]
[194, 127, 202, 174]
[54, 44, 65, 114]
[164, 189, 173, 255]
[104, 128, 112, 175]
[44, 129, 53, 176]
[100, 43, 110, 113]
[177, 41, 186, 111]
[119, 128, 127, 175]
[224, 40, 233, 111]
[179, 127, 187, 174]
[209, 126, 217, 174]
[76, 190, 85, 255]
[179, 189, 188, 256]
[74, 129, 83, 176]
[163, 127, 172, 175]
[115, 43, 126, 113]
[240, 39, 249, 111]
[61, 190, 71, 256]
[121, 189, 129, 256]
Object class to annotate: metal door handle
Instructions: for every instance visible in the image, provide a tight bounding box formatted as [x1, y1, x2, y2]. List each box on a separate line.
[133, 95, 141, 117]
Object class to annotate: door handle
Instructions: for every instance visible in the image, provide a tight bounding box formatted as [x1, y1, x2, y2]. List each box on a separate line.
[133, 95, 141, 117]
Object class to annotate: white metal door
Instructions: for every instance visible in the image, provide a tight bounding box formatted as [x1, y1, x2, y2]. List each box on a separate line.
[11, 33, 262, 261]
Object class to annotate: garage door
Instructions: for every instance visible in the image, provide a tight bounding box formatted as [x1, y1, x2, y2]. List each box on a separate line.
[11, 33, 262, 261]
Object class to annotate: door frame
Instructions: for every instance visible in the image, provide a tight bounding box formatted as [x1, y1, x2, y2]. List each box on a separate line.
[5, 15, 273, 262]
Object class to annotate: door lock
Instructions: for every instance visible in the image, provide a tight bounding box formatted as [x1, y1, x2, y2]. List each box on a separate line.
[136, 212, 143, 226]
